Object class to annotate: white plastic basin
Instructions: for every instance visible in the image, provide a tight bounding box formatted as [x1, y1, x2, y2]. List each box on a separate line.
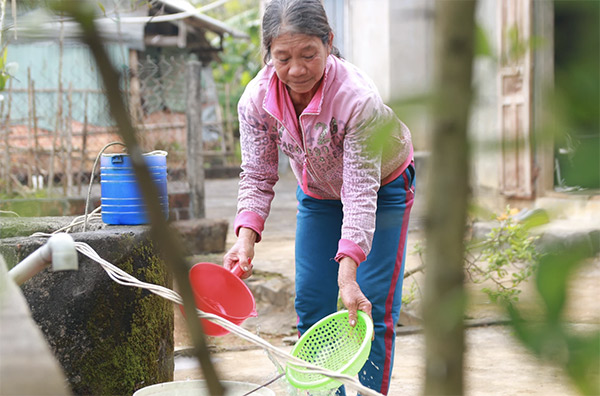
[133, 380, 276, 396]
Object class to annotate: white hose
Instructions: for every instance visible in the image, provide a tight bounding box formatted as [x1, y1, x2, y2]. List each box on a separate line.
[8, 233, 77, 285]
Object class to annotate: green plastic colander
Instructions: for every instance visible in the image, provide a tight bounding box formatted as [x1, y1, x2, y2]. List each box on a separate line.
[286, 310, 373, 391]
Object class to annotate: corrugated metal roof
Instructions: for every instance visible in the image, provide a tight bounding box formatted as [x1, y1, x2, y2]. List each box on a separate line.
[9, 1, 248, 50]
[157, 0, 248, 39]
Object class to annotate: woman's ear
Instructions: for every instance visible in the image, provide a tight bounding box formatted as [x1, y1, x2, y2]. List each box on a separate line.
[328, 32, 334, 53]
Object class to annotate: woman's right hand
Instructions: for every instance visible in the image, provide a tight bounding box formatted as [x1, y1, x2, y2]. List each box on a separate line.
[223, 227, 257, 279]
[338, 257, 373, 330]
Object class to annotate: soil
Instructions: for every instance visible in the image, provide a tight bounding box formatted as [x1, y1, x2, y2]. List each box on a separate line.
[171, 174, 600, 395]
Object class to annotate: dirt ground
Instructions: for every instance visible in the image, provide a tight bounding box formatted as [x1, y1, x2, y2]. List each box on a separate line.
[171, 174, 600, 395]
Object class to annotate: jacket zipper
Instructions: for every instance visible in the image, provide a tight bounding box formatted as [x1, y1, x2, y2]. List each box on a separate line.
[263, 107, 335, 196]
[298, 113, 337, 196]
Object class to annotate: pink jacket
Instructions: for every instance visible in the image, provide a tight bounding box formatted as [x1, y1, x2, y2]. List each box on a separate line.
[234, 55, 413, 265]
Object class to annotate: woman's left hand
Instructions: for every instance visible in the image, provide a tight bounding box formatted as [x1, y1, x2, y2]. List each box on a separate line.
[338, 257, 373, 330]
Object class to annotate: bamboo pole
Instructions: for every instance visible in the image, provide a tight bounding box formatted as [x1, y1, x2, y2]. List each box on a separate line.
[27, 67, 33, 188]
[3, 78, 12, 195]
[0, 0, 6, 46]
[186, 60, 205, 219]
[32, 80, 40, 177]
[212, 74, 227, 157]
[128, 49, 142, 126]
[48, 16, 64, 195]
[224, 82, 234, 162]
[78, 92, 88, 195]
[128, 49, 147, 150]
[66, 82, 73, 194]
[0, 90, 5, 193]
[10, 0, 15, 40]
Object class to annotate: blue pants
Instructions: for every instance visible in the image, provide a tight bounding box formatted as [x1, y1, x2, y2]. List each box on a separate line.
[295, 165, 415, 395]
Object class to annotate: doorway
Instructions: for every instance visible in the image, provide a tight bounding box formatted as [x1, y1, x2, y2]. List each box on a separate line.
[553, 0, 600, 191]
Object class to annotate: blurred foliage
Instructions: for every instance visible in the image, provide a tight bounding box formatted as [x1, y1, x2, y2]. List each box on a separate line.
[408, 203, 599, 395]
[507, 236, 600, 395]
[501, 24, 544, 66]
[0, 187, 50, 200]
[7, 0, 37, 11]
[408, 206, 542, 307]
[0, 47, 11, 91]
[401, 277, 420, 307]
[192, 0, 258, 20]
[211, 7, 261, 133]
[0, 0, 16, 92]
[474, 23, 493, 58]
[193, 0, 262, 142]
[465, 206, 541, 304]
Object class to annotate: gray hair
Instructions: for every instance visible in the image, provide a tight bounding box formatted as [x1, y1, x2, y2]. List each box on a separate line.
[262, 0, 341, 64]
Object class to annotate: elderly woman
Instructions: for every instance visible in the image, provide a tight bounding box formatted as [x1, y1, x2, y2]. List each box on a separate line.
[223, 0, 415, 394]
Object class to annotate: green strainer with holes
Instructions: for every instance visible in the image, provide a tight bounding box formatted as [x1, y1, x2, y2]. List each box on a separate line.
[286, 310, 373, 391]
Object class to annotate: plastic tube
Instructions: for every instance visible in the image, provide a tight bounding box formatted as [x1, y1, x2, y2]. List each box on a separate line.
[8, 233, 78, 286]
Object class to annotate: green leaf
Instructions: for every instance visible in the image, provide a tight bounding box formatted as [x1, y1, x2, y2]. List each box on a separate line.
[0, 49, 7, 69]
[536, 239, 597, 322]
[240, 70, 252, 87]
[475, 24, 492, 57]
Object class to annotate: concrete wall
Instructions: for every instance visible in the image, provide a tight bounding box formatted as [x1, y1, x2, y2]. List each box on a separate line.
[343, 0, 503, 201]
[389, 0, 434, 101]
[0, 228, 174, 395]
[345, 0, 391, 101]
[388, 0, 435, 153]
[343, 0, 434, 152]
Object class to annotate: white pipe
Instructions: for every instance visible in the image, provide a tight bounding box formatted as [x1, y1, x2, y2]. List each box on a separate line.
[8, 233, 78, 286]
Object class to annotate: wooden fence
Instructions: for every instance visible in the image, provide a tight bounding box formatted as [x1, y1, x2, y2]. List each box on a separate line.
[0, 53, 237, 198]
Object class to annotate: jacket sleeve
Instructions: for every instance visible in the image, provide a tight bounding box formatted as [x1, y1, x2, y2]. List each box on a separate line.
[335, 96, 398, 264]
[234, 95, 280, 242]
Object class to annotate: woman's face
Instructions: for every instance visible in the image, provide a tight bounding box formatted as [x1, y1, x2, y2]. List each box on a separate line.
[270, 32, 332, 99]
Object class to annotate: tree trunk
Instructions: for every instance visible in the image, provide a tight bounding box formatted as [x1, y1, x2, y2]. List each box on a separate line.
[422, 1, 477, 395]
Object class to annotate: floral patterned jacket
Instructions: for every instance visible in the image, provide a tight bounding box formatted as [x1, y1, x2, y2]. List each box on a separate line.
[234, 54, 413, 265]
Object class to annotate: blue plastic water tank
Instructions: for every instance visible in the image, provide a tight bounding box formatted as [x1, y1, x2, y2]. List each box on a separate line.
[100, 152, 169, 225]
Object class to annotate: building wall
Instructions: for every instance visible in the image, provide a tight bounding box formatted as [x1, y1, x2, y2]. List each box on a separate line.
[470, 0, 501, 193]
[340, 0, 505, 201]
[389, 0, 434, 101]
[323, 0, 346, 57]
[345, 0, 391, 102]
[388, 0, 435, 153]
[341, 0, 436, 152]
